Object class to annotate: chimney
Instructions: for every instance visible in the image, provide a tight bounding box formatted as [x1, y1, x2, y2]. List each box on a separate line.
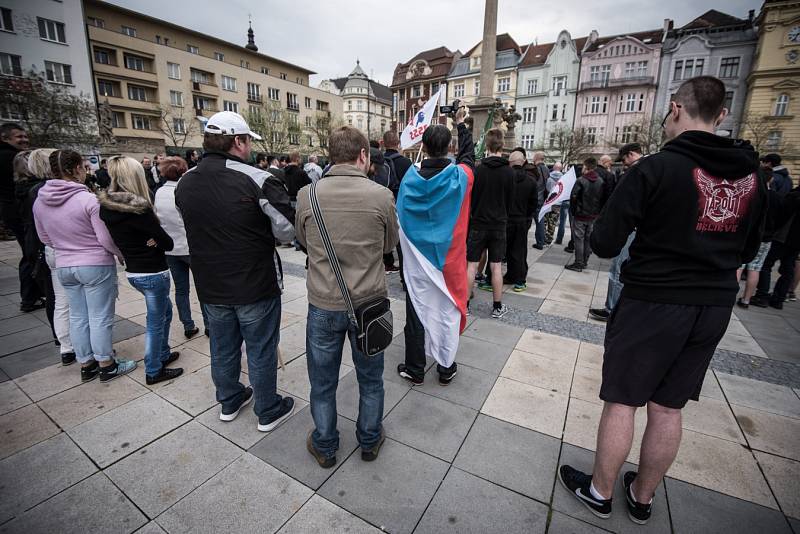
[664, 18, 674, 32]
[748, 9, 755, 23]
[585, 30, 599, 53]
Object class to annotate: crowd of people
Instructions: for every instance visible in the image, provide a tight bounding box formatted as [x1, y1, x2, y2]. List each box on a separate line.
[0, 72, 798, 527]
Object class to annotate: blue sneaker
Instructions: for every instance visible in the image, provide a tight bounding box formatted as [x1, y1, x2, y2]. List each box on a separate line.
[99, 359, 137, 383]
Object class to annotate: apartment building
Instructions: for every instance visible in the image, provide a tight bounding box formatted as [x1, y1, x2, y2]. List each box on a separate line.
[84, 0, 341, 157]
[515, 31, 587, 157]
[391, 46, 458, 133]
[446, 34, 524, 108]
[656, 10, 758, 139]
[318, 61, 392, 141]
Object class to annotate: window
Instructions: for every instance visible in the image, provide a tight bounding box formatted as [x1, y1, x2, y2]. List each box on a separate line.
[191, 69, 212, 84]
[551, 104, 558, 121]
[193, 95, 214, 111]
[214, 52, 224, 61]
[124, 54, 146, 72]
[127, 85, 147, 101]
[249, 105, 261, 118]
[94, 47, 114, 65]
[586, 127, 597, 145]
[173, 119, 186, 134]
[357, 118, 363, 130]
[131, 115, 151, 130]
[431, 81, 440, 94]
[719, 57, 740, 79]
[522, 107, 537, 123]
[625, 93, 636, 112]
[305, 116, 313, 128]
[381, 105, 386, 115]
[279, 72, 287, 80]
[454, 83, 465, 98]
[167, 62, 181, 80]
[527, 79, 539, 94]
[674, 58, 704, 80]
[723, 91, 734, 113]
[473, 80, 480, 96]
[0, 53, 22, 76]
[305, 97, 312, 109]
[522, 134, 535, 149]
[624, 61, 648, 78]
[121, 26, 136, 37]
[589, 96, 607, 114]
[347, 100, 352, 111]
[549, 131, 557, 149]
[111, 111, 124, 128]
[97, 79, 117, 97]
[561, 104, 567, 121]
[268, 87, 279, 101]
[87, 17, 104, 28]
[412, 84, 421, 98]
[766, 130, 782, 150]
[622, 125, 638, 143]
[261, 66, 270, 75]
[223, 100, 238, 112]
[37, 18, 66, 43]
[356, 100, 363, 111]
[287, 92, 298, 110]
[247, 82, 261, 101]
[187, 45, 199, 54]
[170, 90, 183, 106]
[44, 61, 72, 84]
[289, 133, 300, 145]
[590, 65, 611, 85]
[775, 93, 789, 116]
[472, 56, 481, 69]
[0, 8, 11, 32]
[552, 76, 567, 96]
[498, 77, 511, 92]
[638, 93, 645, 112]
[221, 75, 237, 92]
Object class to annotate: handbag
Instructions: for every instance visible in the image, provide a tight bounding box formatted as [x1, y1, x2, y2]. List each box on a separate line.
[308, 181, 393, 356]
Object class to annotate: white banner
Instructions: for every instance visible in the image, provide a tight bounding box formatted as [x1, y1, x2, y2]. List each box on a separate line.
[400, 88, 443, 150]
[538, 167, 576, 222]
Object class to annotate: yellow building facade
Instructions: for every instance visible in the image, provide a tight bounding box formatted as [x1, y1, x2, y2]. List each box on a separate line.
[743, 0, 800, 179]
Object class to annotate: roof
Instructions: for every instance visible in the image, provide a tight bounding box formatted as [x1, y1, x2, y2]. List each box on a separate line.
[464, 33, 522, 57]
[325, 74, 392, 103]
[519, 42, 555, 67]
[583, 29, 664, 53]
[87, 0, 315, 75]
[391, 46, 458, 87]
[680, 9, 746, 30]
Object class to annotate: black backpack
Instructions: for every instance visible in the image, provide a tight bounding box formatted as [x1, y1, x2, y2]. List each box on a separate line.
[384, 152, 403, 196]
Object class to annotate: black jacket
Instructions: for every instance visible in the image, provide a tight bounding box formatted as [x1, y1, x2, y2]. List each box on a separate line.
[384, 149, 413, 196]
[98, 191, 174, 273]
[284, 164, 311, 201]
[591, 130, 767, 307]
[175, 152, 295, 305]
[508, 165, 538, 225]
[597, 167, 617, 200]
[0, 141, 19, 203]
[534, 162, 548, 208]
[470, 156, 514, 231]
[570, 171, 606, 221]
[18, 178, 46, 267]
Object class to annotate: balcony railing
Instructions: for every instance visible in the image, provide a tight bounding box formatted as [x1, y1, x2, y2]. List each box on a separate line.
[580, 76, 654, 91]
[247, 94, 263, 103]
[287, 103, 299, 111]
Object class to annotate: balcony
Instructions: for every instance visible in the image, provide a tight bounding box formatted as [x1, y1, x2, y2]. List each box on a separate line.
[287, 103, 300, 111]
[580, 76, 654, 91]
[247, 94, 263, 104]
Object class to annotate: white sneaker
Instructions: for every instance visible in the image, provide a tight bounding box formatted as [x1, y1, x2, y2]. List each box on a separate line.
[219, 386, 253, 421]
[491, 304, 509, 319]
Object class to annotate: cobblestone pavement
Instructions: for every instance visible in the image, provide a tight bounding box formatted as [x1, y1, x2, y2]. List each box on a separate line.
[0, 235, 798, 534]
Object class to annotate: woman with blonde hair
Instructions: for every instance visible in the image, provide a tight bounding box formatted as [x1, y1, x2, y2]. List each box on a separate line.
[34, 149, 136, 382]
[99, 156, 183, 385]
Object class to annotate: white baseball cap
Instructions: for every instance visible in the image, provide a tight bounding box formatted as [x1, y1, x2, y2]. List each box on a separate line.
[204, 111, 262, 140]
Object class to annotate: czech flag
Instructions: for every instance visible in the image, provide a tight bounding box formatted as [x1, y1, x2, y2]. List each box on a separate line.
[397, 162, 474, 368]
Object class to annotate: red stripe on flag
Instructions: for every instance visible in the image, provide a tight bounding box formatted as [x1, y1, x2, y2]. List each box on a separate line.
[442, 163, 474, 334]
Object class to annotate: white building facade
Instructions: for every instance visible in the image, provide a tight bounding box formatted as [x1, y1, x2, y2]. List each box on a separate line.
[319, 61, 392, 141]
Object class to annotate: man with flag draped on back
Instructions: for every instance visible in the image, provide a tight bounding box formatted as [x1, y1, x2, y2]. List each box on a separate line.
[396, 106, 475, 386]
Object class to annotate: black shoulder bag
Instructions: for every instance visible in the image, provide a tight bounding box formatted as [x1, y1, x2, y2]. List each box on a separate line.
[308, 181, 393, 356]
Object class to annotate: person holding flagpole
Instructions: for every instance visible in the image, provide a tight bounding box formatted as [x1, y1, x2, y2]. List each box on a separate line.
[396, 105, 475, 386]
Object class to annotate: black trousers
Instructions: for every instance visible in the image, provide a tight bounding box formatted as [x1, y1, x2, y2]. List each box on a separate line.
[504, 221, 529, 284]
[403, 292, 456, 380]
[756, 241, 797, 300]
[0, 201, 43, 306]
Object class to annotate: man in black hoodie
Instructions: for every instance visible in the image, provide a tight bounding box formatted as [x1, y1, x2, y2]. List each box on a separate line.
[504, 150, 538, 291]
[566, 158, 606, 272]
[283, 151, 311, 206]
[559, 77, 767, 524]
[466, 129, 513, 319]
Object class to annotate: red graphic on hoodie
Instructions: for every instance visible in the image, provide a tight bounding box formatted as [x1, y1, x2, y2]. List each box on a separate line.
[693, 168, 756, 233]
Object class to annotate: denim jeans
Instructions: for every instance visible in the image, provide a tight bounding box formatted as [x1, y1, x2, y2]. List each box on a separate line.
[604, 231, 635, 312]
[205, 297, 283, 420]
[556, 201, 570, 243]
[306, 304, 384, 457]
[57, 265, 117, 364]
[572, 220, 594, 267]
[128, 272, 173, 377]
[533, 216, 545, 247]
[165, 255, 208, 331]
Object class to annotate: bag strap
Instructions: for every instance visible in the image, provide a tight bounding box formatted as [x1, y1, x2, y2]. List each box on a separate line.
[308, 182, 358, 326]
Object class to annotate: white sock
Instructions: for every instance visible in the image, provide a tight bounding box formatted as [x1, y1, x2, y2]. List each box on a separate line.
[631, 481, 654, 505]
[589, 481, 608, 501]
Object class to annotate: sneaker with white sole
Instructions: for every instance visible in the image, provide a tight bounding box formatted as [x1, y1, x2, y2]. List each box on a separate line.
[558, 465, 612, 519]
[219, 386, 253, 422]
[491, 304, 509, 319]
[258, 397, 295, 432]
[98, 359, 137, 383]
[623, 471, 652, 525]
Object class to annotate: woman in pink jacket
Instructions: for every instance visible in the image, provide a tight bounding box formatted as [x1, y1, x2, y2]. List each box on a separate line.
[33, 150, 136, 383]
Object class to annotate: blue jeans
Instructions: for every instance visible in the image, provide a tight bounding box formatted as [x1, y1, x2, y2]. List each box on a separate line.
[604, 231, 636, 312]
[205, 297, 283, 420]
[556, 201, 570, 243]
[534, 216, 545, 247]
[306, 304, 384, 457]
[57, 265, 117, 365]
[165, 255, 208, 331]
[128, 272, 173, 376]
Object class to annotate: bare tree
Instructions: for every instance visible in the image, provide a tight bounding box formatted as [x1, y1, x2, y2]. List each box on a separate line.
[0, 70, 99, 150]
[537, 125, 593, 166]
[306, 112, 344, 159]
[245, 99, 303, 155]
[739, 113, 792, 155]
[156, 104, 201, 149]
[605, 118, 665, 156]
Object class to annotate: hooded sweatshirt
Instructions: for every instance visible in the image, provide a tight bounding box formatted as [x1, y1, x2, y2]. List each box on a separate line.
[508, 165, 538, 224]
[470, 156, 514, 231]
[99, 191, 174, 274]
[771, 166, 793, 195]
[591, 130, 767, 307]
[33, 180, 121, 268]
[570, 170, 606, 221]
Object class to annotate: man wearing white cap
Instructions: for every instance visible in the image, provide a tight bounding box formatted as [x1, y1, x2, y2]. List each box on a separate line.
[176, 111, 296, 432]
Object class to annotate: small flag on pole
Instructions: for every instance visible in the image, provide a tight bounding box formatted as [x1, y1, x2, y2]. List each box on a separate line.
[538, 167, 577, 222]
[400, 89, 443, 150]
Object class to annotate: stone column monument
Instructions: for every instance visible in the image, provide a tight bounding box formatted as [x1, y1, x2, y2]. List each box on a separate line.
[468, 0, 505, 146]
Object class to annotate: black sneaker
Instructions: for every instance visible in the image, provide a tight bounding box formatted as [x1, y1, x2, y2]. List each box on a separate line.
[736, 298, 749, 309]
[61, 352, 76, 366]
[164, 351, 180, 366]
[532, 244, 544, 250]
[439, 365, 457, 386]
[219, 386, 253, 421]
[589, 308, 610, 321]
[558, 465, 612, 519]
[184, 327, 200, 339]
[397, 364, 423, 386]
[361, 427, 386, 462]
[98, 359, 137, 382]
[146, 367, 184, 385]
[564, 263, 583, 273]
[81, 360, 100, 382]
[258, 397, 295, 432]
[307, 430, 336, 468]
[564, 247, 575, 254]
[749, 296, 769, 308]
[20, 300, 46, 313]
[768, 299, 783, 310]
[204, 328, 210, 337]
[623, 471, 652, 525]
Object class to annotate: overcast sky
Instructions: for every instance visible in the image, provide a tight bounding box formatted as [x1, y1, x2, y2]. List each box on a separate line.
[109, 0, 762, 87]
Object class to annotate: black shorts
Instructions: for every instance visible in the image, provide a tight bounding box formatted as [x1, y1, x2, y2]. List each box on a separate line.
[466, 228, 506, 263]
[599, 296, 731, 409]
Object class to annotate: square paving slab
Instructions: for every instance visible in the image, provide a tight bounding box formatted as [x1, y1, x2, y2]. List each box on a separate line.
[0, 403, 60, 460]
[754, 451, 800, 520]
[417, 362, 496, 410]
[38, 376, 148, 429]
[452, 335, 514, 375]
[13, 361, 83, 402]
[547, 511, 612, 533]
[462, 319, 524, 348]
[276, 494, 382, 534]
[0, 380, 29, 415]
[717, 373, 800, 419]
[335, 370, 409, 421]
[732, 404, 800, 461]
[481, 376, 568, 438]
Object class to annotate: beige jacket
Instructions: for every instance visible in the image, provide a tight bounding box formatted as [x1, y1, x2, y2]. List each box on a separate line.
[296, 164, 399, 311]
